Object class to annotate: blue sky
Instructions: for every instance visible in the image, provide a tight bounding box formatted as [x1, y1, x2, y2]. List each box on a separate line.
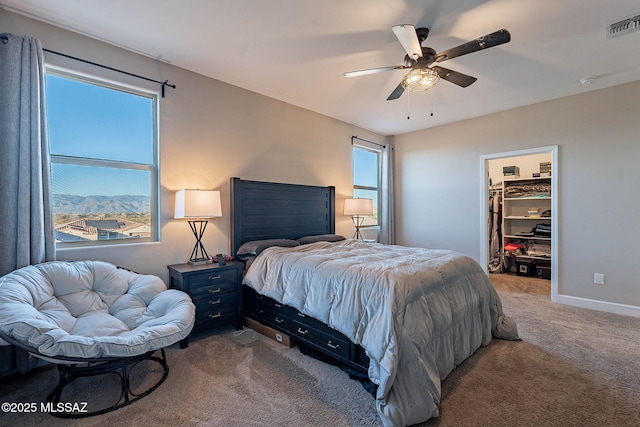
[46, 73, 154, 197]
[353, 147, 378, 188]
[46, 73, 376, 199]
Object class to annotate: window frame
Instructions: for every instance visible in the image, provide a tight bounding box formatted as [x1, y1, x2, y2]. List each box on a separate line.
[352, 143, 382, 228]
[45, 66, 161, 248]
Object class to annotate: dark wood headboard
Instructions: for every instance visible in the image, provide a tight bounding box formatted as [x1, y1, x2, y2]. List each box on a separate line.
[230, 177, 335, 257]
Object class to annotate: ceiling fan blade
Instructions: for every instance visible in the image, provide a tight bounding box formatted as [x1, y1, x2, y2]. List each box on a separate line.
[343, 65, 409, 78]
[392, 24, 423, 60]
[431, 66, 477, 88]
[386, 82, 405, 100]
[435, 29, 511, 62]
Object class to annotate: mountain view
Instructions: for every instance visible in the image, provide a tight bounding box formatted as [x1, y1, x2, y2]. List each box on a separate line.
[53, 195, 152, 242]
[53, 194, 150, 214]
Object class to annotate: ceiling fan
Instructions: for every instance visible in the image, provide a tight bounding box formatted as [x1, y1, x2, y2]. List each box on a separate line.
[344, 25, 511, 100]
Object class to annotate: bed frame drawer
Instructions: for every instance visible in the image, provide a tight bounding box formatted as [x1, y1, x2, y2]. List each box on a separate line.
[244, 287, 292, 331]
[243, 285, 369, 373]
[291, 318, 350, 360]
[252, 304, 291, 330]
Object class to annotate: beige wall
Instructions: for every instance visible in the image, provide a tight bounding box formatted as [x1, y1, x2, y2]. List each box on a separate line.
[1, 11, 387, 280]
[488, 153, 551, 184]
[5, 10, 639, 314]
[395, 80, 640, 312]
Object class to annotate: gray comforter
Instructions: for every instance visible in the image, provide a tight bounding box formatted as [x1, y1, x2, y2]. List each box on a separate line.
[243, 240, 518, 426]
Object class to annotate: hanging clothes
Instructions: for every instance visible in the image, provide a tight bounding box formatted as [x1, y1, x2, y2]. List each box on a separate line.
[488, 187, 504, 273]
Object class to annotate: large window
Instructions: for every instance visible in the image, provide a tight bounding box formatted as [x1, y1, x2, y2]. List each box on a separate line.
[353, 145, 380, 228]
[46, 71, 159, 246]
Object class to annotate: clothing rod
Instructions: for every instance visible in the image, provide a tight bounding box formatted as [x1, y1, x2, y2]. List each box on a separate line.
[351, 135, 386, 149]
[43, 48, 176, 97]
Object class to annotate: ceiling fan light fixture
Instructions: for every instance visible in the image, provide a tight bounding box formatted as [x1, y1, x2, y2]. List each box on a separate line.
[401, 68, 440, 92]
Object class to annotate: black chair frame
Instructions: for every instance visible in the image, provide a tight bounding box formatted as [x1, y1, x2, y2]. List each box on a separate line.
[0, 330, 169, 418]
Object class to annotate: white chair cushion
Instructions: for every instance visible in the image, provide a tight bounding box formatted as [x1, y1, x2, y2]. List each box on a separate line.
[0, 261, 195, 359]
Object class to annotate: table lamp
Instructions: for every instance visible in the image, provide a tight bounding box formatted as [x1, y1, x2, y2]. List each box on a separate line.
[344, 198, 373, 239]
[174, 189, 222, 265]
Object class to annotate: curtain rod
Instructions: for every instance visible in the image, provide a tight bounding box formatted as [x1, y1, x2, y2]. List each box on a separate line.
[43, 48, 176, 97]
[351, 135, 386, 149]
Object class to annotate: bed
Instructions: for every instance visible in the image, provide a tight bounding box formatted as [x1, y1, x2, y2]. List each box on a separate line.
[230, 177, 519, 426]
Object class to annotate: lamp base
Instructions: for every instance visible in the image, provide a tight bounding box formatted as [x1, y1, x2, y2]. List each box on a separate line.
[352, 215, 365, 240]
[188, 258, 211, 266]
[187, 220, 211, 266]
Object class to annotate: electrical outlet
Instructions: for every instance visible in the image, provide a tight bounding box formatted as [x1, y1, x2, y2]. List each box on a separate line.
[594, 273, 605, 285]
[275, 333, 283, 343]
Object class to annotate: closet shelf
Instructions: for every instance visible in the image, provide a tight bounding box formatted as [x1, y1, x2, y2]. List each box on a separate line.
[504, 234, 551, 241]
[504, 254, 551, 261]
[503, 196, 551, 201]
[504, 216, 551, 220]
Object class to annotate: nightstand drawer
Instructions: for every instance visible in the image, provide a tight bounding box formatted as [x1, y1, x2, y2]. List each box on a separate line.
[190, 280, 237, 299]
[189, 269, 237, 290]
[195, 304, 237, 329]
[168, 261, 244, 345]
[193, 291, 237, 311]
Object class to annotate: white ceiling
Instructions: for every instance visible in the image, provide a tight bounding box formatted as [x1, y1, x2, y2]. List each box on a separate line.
[3, 0, 640, 136]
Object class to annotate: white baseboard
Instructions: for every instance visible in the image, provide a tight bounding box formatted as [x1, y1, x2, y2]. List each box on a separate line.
[557, 294, 640, 318]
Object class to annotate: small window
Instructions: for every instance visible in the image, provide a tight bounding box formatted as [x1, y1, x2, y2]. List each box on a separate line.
[46, 71, 159, 246]
[353, 145, 380, 227]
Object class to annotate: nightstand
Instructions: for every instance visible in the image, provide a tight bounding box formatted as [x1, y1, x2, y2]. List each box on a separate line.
[168, 261, 244, 346]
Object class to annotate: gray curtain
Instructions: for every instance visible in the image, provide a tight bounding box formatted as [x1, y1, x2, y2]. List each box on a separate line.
[0, 33, 55, 276]
[379, 141, 395, 245]
[0, 33, 55, 375]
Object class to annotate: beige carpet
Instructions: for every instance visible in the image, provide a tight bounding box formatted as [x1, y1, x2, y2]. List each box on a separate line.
[427, 273, 640, 426]
[1, 274, 639, 427]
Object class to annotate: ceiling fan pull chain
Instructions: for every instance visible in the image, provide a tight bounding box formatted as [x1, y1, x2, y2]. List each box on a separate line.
[407, 90, 411, 120]
[430, 87, 434, 117]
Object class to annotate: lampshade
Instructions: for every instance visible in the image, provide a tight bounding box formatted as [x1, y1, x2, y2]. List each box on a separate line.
[174, 189, 222, 219]
[344, 198, 373, 216]
[401, 68, 440, 92]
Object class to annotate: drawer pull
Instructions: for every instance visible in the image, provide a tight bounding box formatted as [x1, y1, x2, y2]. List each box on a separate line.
[209, 299, 221, 305]
[296, 327, 309, 335]
[208, 288, 221, 294]
[275, 317, 284, 323]
[274, 303, 282, 308]
[257, 309, 264, 315]
[297, 312, 306, 318]
[327, 341, 340, 350]
[208, 274, 221, 281]
[209, 313, 221, 319]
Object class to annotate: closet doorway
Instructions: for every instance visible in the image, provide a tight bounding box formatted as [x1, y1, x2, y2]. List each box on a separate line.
[480, 146, 558, 302]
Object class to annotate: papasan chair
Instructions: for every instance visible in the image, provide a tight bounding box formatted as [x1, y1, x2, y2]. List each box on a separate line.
[0, 260, 195, 418]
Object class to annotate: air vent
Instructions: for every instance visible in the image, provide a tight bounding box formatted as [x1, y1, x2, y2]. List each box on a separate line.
[607, 13, 640, 39]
